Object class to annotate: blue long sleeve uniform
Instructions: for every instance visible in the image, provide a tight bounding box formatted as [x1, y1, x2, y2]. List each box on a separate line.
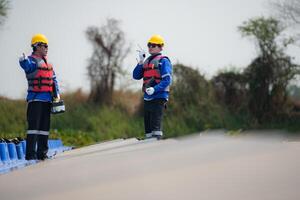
[19, 54, 60, 102]
[133, 56, 172, 101]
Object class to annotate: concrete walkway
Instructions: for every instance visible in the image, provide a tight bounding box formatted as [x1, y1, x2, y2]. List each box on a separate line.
[1, 131, 300, 200]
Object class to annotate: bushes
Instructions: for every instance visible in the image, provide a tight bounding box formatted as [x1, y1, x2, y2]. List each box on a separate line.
[0, 91, 144, 147]
[167, 64, 225, 134]
[50, 92, 144, 147]
[0, 97, 26, 137]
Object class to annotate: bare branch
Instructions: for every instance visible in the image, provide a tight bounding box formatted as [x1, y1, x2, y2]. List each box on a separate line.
[271, 0, 300, 25]
[86, 18, 131, 104]
[0, 0, 9, 26]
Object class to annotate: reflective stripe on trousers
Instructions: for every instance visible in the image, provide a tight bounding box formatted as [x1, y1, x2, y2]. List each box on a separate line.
[27, 130, 50, 135]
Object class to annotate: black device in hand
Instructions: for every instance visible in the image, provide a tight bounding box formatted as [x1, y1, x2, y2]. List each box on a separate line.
[143, 77, 156, 92]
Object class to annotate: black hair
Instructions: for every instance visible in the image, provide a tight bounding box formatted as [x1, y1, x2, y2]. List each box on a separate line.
[32, 45, 37, 52]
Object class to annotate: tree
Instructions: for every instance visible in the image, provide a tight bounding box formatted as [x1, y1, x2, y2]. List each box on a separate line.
[270, 0, 300, 45]
[239, 17, 300, 122]
[271, 0, 300, 25]
[0, 0, 9, 26]
[86, 18, 130, 104]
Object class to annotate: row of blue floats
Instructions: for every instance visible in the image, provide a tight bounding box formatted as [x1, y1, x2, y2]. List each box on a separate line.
[0, 139, 72, 174]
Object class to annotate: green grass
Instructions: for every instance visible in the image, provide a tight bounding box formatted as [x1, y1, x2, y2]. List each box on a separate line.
[1, 91, 299, 148]
[0, 95, 145, 147]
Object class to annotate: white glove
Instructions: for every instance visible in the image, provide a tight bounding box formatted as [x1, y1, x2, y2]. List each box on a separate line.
[19, 53, 26, 62]
[137, 49, 146, 64]
[145, 87, 155, 95]
[53, 94, 60, 102]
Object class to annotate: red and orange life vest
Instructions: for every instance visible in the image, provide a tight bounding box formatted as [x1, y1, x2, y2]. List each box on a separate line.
[142, 54, 169, 92]
[26, 55, 53, 92]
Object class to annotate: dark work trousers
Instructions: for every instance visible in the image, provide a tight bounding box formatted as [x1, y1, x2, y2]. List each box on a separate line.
[144, 99, 167, 137]
[26, 101, 51, 160]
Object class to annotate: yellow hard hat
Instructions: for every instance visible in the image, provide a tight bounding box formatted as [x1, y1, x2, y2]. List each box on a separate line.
[31, 33, 48, 46]
[148, 34, 164, 45]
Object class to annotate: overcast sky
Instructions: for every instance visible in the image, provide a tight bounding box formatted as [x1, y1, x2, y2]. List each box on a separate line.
[0, 0, 299, 99]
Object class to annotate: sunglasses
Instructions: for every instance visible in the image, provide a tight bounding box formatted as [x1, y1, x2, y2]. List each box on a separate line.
[147, 43, 162, 48]
[39, 44, 48, 48]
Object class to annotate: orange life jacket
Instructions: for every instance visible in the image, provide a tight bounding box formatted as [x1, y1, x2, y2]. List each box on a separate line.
[142, 54, 169, 91]
[26, 55, 53, 92]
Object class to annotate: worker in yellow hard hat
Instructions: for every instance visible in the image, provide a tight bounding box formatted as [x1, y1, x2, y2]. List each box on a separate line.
[133, 34, 173, 139]
[19, 33, 62, 160]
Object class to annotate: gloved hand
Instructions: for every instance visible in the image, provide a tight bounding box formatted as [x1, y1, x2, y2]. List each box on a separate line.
[145, 87, 155, 95]
[53, 94, 60, 102]
[19, 53, 26, 62]
[137, 49, 146, 64]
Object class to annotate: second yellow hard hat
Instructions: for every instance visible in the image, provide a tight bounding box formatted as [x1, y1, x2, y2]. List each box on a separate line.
[31, 33, 48, 46]
[148, 34, 164, 45]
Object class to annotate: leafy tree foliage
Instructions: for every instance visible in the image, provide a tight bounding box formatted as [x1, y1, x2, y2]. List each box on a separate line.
[212, 71, 247, 112]
[171, 63, 209, 109]
[239, 17, 300, 122]
[169, 64, 222, 130]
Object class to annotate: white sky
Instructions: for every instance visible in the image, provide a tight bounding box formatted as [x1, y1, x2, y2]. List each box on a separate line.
[0, 0, 299, 99]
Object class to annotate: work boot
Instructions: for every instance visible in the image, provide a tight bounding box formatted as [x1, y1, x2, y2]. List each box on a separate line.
[152, 131, 163, 140]
[153, 135, 162, 140]
[37, 135, 49, 160]
[145, 133, 152, 139]
[37, 155, 49, 161]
